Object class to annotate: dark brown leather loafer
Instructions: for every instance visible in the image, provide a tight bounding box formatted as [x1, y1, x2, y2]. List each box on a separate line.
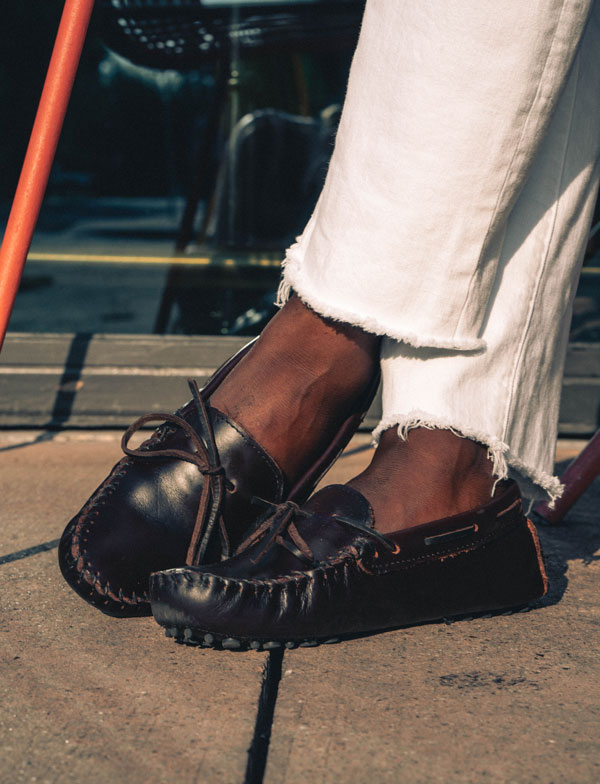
[149, 481, 548, 648]
[59, 344, 379, 617]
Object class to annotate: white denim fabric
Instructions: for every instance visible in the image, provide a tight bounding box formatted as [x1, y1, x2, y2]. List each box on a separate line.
[278, 0, 600, 502]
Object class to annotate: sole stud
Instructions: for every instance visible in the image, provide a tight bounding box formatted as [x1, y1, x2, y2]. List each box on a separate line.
[222, 637, 241, 650]
[285, 641, 296, 649]
[480, 613, 492, 619]
[203, 633, 214, 645]
[263, 641, 281, 650]
[250, 640, 262, 650]
[183, 628, 200, 644]
[299, 640, 318, 648]
[165, 627, 176, 638]
[323, 638, 339, 645]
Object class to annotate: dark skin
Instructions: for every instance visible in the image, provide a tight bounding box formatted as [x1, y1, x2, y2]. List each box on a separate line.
[348, 426, 496, 533]
[212, 295, 495, 533]
[212, 294, 380, 479]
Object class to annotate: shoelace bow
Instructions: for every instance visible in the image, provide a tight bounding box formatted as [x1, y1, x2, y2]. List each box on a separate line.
[235, 497, 398, 566]
[121, 378, 229, 566]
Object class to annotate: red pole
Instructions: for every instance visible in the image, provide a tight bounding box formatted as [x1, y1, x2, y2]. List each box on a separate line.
[0, 0, 95, 350]
[534, 428, 600, 525]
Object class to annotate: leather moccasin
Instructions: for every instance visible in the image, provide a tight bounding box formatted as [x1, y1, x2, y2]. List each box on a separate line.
[59, 343, 379, 617]
[149, 481, 548, 649]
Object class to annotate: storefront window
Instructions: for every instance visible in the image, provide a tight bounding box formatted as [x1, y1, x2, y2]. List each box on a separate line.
[4, 0, 365, 336]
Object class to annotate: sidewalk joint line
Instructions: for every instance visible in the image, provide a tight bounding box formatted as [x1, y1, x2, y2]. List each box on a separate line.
[0, 538, 60, 566]
[244, 648, 285, 784]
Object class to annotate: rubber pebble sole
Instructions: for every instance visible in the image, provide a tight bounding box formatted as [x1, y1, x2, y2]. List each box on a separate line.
[160, 604, 533, 651]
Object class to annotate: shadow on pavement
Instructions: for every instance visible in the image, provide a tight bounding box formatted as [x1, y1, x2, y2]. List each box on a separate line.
[534, 459, 600, 609]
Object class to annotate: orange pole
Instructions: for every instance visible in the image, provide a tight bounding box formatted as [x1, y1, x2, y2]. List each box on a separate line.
[0, 0, 95, 350]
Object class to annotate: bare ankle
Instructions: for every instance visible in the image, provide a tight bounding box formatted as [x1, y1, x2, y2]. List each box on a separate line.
[211, 294, 380, 481]
[349, 427, 496, 533]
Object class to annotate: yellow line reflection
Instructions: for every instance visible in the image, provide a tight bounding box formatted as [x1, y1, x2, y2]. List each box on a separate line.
[26, 252, 282, 267]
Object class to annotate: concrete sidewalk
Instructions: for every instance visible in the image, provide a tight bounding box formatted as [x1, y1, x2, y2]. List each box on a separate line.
[1, 432, 598, 783]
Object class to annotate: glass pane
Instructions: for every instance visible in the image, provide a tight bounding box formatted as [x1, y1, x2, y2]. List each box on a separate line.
[3, 0, 363, 337]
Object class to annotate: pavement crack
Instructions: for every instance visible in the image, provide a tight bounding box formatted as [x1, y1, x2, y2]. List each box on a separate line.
[244, 648, 284, 784]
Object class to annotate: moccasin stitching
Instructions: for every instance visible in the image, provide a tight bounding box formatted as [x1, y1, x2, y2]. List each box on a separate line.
[77, 559, 144, 604]
[170, 554, 355, 597]
[65, 449, 170, 607]
[255, 554, 357, 586]
[69, 512, 146, 604]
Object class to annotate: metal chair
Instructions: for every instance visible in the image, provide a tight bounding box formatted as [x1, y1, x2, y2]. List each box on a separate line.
[96, 1, 365, 332]
[98, 0, 365, 253]
[0, 0, 366, 346]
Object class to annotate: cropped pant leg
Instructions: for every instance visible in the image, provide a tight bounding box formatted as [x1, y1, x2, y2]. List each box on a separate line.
[278, 0, 600, 502]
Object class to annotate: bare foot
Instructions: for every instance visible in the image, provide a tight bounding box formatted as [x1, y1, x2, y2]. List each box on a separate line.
[348, 427, 496, 534]
[211, 295, 380, 481]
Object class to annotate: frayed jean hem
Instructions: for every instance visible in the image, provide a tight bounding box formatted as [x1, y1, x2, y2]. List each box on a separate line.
[372, 413, 564, 506]
[277, 260, 486, 353]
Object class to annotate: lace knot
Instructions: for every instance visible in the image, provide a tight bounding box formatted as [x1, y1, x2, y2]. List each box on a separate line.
[202, 464, 227, 477]
[236, 498, 314, 565]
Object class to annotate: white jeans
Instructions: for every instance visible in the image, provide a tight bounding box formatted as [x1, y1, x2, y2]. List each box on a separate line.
[278, 0, 600, 503]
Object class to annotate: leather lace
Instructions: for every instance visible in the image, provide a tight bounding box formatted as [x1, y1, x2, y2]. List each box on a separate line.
[121, 378, 230, 566]
[235, 498, 398, 566]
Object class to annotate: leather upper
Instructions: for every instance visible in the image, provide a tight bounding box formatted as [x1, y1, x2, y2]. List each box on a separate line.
[59, 342, 380, 617]
[150, 481, 548, 641]
[60, 405, 287, 611]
